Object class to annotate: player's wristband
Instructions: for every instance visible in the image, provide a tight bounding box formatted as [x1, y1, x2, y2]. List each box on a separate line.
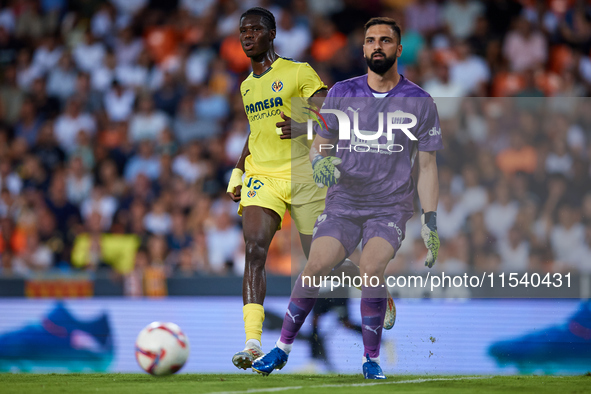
[311, 154, 324, 169]
[421, 210, 437, 231]
[227, 168, 244, 193]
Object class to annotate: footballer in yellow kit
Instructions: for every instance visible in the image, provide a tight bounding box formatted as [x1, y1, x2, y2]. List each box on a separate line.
[227, 7, 328, 370]
[238, 56, 327, 234]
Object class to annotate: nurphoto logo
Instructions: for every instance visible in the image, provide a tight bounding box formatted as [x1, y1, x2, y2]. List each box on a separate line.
[306, 108, 418, 154]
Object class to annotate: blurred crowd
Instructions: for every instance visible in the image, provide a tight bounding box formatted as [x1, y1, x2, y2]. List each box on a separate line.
[0, 0, 590, 292]
[389, 98, 591, 276]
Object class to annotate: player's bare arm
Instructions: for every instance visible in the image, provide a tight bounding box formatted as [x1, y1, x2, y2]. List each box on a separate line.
[417, 150, 439, 212]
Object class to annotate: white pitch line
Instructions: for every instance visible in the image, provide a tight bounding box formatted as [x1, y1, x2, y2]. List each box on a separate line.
[206, 376, 492, 394]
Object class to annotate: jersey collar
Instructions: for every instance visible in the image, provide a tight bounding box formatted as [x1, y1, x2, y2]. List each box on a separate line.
[253, 66, 273, 78]
[252, 57, 283, 78]
[365, 74, 406, 97]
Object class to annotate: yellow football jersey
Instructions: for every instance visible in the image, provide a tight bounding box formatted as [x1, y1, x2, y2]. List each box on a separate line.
[240, 57, 326, 183]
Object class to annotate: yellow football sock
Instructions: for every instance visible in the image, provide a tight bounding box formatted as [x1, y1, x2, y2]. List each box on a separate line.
[243, 303, 265, 344]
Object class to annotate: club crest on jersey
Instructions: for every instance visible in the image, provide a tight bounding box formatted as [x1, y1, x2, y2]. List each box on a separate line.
[247, 190, 256, 198]
[271, 80, 283, 92]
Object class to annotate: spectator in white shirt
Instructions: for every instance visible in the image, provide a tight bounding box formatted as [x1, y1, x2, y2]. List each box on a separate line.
[12, 232, 54, 276]
[53, 99, 97, 154]
[442, 0, 484, 39]
[459, 166, 489, 214]
[503, 17, 548, 72]
[16, 48, 42, 91]
[275, 11, 311, 60]
[484, 181, 519, 240]
[545, 139, 573, 177]
[423, 62, 467, 119]
[144, 198, 172, 235]
[498, 226, 530, 272]
[405, 0, 442, 37]
[46, 52, 78, 102]
[103, 81, 136, 122]
[216, 0, 241, 38]
[91, 50, 117, 92]
[173, 95, 219, 143]
[124, 140, 161, 182]
[194, 89, 230, 122]
[424, 61, 468, 98]
[116, 50, 163, 90]
[0, 8, 15, 33]
[90, 3, 114, 38]
[72, 31, 106, 73]
[172, 141, 206, 184]
[550, 204, 587, 268]
[224, 119, 249, 164]
[129, 95, 169, 143]
[109, 0, 147, 20]
[66, 155, 93, 206]
[450, 40, 490, 96]
[185, 47, 215, 86]
[205, 208, 242, 274]
[180, 0, 216, 16]
[437, 189, 468, 240]
[113, 27, 144, 66]
[81, 185, 118, 231]
[0, 158, 22, 196]
[32, 34, 63, 74]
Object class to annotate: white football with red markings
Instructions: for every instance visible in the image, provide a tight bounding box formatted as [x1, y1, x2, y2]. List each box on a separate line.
[135, 321, 190, 376]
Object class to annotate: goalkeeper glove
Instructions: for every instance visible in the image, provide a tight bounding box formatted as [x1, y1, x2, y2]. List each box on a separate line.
[312, 155, 341, 188]
[421, 211, 439, 268]
[227, 168, 244, 194]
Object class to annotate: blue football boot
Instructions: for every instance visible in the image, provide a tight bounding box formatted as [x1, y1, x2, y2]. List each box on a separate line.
[363, 354, 386, 379]
[488, 301, 591, 374]
[252, 346, 288, 376]
[0, 302, 113, 372]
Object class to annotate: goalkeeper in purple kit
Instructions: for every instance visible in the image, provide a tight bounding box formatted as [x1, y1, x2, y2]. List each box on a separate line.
[252, 17, 442, 379]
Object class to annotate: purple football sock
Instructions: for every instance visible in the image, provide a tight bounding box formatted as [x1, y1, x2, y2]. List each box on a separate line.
[360, 286, 387, 359]
[279, 274, 319, 345]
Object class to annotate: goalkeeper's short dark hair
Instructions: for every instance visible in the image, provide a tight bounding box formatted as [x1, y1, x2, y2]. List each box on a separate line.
[364, 17, 402, 45]
[241, 7, 276, 31]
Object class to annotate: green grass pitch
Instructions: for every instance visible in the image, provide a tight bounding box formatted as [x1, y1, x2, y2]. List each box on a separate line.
[1, 374, 591, 394]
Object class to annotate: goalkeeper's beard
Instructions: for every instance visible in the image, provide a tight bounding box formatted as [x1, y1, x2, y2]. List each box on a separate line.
[365, 52, 398, 75]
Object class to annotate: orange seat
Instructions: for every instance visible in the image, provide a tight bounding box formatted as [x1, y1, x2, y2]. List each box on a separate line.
[491, 72, 526, 97]
[145, 26, 179, 64]
[548, 45, 573, 74]
[535, 71, 561, 96]
[220, 35, 251, 74]
[311, 33, 347, 62]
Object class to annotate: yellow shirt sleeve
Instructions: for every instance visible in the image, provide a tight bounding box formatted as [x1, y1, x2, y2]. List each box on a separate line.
[297, 63, 327, 98]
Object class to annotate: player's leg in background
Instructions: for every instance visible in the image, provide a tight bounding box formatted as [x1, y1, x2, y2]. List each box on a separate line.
[300, 233, 361, 282]
[358, 237, 395, 374]
[309, 241, 395, 330]
[252, 236, 346, 375]
[278, 236, 346, 351]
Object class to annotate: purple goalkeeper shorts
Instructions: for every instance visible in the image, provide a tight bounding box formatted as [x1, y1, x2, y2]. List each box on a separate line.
[312, 206, 414, 257]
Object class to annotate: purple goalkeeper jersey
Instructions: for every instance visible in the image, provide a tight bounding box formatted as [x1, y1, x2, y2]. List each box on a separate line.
[315, 74, 443, 214]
